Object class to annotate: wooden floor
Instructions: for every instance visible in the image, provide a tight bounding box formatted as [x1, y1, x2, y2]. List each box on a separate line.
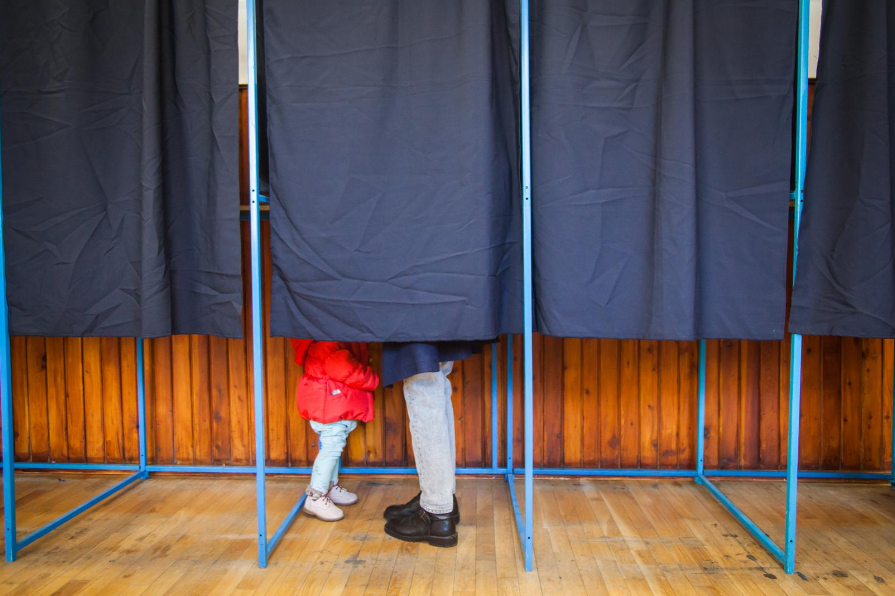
[0, 475, 894, 595]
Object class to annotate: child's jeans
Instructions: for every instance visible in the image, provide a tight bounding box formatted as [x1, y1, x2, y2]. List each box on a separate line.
[309, 420, 357, 493]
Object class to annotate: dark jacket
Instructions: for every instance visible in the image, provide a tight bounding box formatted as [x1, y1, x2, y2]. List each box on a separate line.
[381, 341, 487, 387]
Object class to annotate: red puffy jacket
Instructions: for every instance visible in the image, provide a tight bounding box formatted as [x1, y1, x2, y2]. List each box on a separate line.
[290, 339, 379, 424]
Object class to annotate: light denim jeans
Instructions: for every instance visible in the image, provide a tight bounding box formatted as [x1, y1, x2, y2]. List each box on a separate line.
[309, 419, 358, 493]
[403, 361, 456, 514]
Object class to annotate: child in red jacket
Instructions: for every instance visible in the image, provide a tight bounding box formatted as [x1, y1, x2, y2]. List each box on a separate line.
[291, 339, 379, 521]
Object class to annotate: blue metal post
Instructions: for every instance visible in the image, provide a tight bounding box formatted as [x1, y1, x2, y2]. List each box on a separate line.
[245, 0, 269, 569]
[520, 0, 535, 573]
[136, 339, 148, 478]
[696, 340, 707, 477]
[0, 109, 17, 563]
[506, 336, 514, 474]
[491, 342, 499, 472]
[784, 0, 811, 575]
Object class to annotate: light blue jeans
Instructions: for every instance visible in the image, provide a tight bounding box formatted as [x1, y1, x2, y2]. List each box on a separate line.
[309, 419, 358, 493]
[404, 361, 456, 515]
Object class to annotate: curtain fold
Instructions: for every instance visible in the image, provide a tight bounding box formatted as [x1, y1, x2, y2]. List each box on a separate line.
[0, 0, 242, 338]
[264, 0, 523, 342]
[789, 0, 895, 338]
[531, 0, 797, 340]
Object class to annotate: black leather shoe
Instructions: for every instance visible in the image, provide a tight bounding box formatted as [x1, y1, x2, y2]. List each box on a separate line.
[384, 507, 458, 548]
[383, 492, 460, 525]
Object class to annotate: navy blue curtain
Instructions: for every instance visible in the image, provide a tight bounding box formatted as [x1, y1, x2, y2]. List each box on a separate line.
[531, 0, 798, 340]
[0, 0, 242, 338]
[264, 0, 523, 342]
[789, 0, 895, 338]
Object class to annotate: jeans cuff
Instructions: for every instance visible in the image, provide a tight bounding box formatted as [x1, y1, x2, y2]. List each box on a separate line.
[421, 501, 453, 515]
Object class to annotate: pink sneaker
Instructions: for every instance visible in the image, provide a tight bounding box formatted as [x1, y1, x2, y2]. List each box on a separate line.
[303, 490, 343, 521]
[328, 483, 358, 506]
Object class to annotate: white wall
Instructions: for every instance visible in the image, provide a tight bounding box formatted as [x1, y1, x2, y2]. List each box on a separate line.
[237, 3, 823, 84]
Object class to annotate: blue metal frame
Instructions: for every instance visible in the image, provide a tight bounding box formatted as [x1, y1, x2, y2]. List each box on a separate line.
[694, 0, 812, 575]
[2, 339, 148, 562]
[4, 0, 892, 577]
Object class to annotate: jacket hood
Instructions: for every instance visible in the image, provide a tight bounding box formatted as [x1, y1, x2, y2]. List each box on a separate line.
[290, 339, 313, 366]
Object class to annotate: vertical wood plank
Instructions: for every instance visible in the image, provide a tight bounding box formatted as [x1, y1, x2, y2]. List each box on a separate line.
[581, 339, 600, 467]
[100, 338, 124, 463]
[883, 339, 893, 472]
[739, 341, 761, 469]
[463, 352, 484, 468]
[120, 338, 140, 463]
[63, 338, 86, 462]
[703, 340, 720, 469]
[639, 341, 658, 468]
[190, 336, 212, 465]
[209, 336, 232, 463]
[820, 336, 842, 470]
[284, 339, 307, 467]
[759, 341, 780, 469]
[265, 337, 288, 466]
[599, 340, 621, 468]
[364, 343, 384, 466]
[562, 338, 582, 468]
[26, 337, 49, 461]
[658, 342, 678, 469]
[82, 338, 104, 463]
[718, 340, 739, 469]
[860, 338, 882, 470]
[799, 336, 823, 469]
[152, 337, 175, 464]
[10, 337, 30, 460]
[678, 341, 697, 469]
[619, 340, 639, 468]
[384, 381, 406, 467]
[171, 335, 193, 464]
[45, 337, 67, 462]
[840, 336, 862, 469]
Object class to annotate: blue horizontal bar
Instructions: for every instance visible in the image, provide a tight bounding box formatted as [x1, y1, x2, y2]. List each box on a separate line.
[696, 475, 785, 564]
[14, 463, 140, 472]
[705, 470, 890, 480]
[259, 194, 271, 203]
[266, 493, 306, 558]
[520, 468, 696, 478]
[16, 471, 145, 551]
[10, 462, 890, 481]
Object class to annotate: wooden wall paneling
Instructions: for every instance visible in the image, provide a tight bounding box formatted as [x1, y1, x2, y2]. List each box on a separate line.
[10, 336, 29, 460]
[800, 336, 823, 469]
[365, 343, 384, 466]
[171, 335, 193, 464]
[45, 337, 67, 462]
[463, 352, 485, 468]
[639, 341, 659, 468]
[542, 336, 564, 468]
[840, 337, 863, 469]
[739, 341, 761, 469]
[581, 339, 599, 468]
[658, 342, 679, 469]
[759, 341, 780, 469]
[820, 336, 842, 470]
[599, 339, 620, 468]
[82, 338, 105, 463]
[511, 334, 523, 470]
[120, 338, 140, 463]
[860, 339, 883, 470]
[678, 341, 697, 469]
[209, 336, 232, 463]
[190, 335, 213, 465]
[883, 339, 893, 471]
[703, 340, 720, 469]
[619, 339, 639, 468]
[562, 338, 582, 468]
[151, 337, 175, 464]
[718, 340, 739, 469]
[63, 338, 86, 462]
[26, 337, 49, 462]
